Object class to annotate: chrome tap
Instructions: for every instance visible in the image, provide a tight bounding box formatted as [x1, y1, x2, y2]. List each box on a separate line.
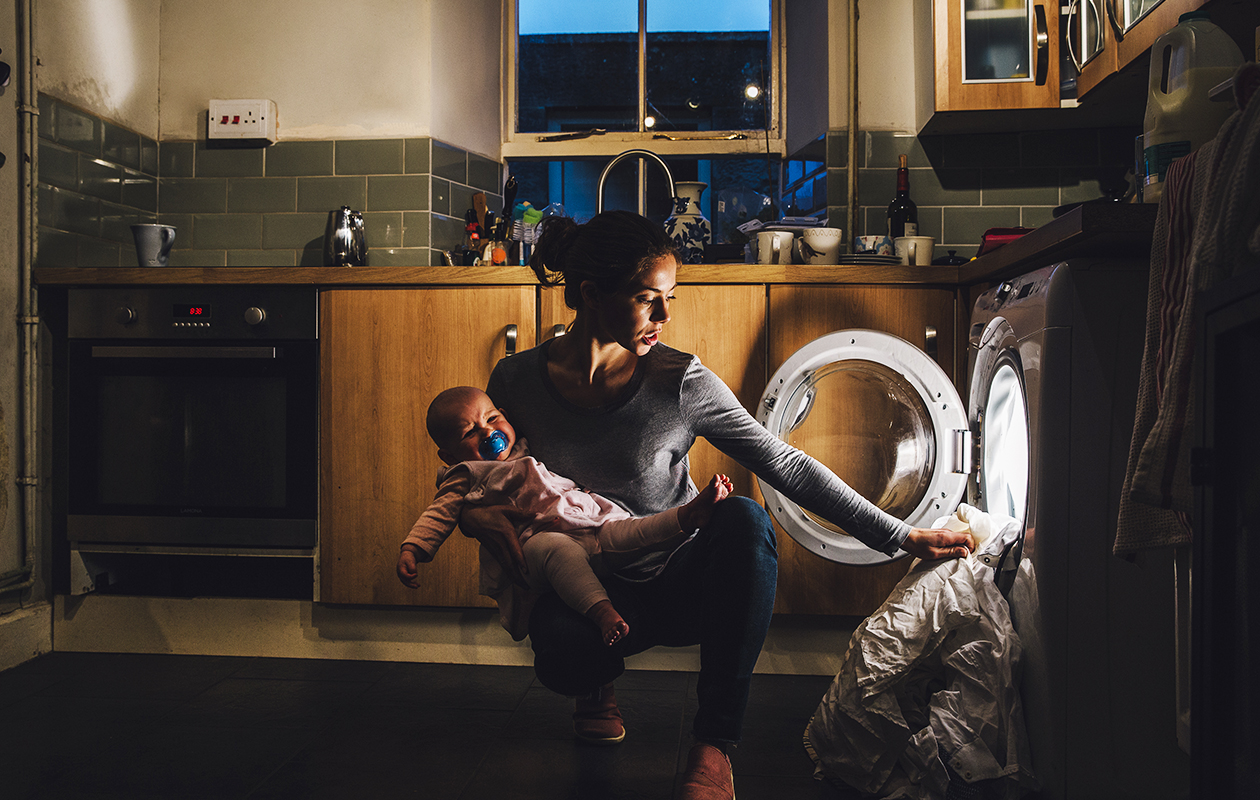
[595, 149, 676, 215]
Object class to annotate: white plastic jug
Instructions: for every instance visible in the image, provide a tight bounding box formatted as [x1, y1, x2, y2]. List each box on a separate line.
[1141, 11, 1243, 204]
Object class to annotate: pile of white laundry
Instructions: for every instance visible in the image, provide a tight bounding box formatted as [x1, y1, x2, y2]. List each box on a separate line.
[804, 504, 1039, 799]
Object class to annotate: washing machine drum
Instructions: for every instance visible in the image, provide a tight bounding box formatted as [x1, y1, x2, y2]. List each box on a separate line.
[756, 330, 969, 565]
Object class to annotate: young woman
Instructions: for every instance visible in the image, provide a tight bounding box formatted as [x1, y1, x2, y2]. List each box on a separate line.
[465, 210, 971, 799]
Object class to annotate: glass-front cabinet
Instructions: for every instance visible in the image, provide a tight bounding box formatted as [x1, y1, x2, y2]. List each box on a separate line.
[934, 0, 1060, 111]
[1074, 0, 1208, 96]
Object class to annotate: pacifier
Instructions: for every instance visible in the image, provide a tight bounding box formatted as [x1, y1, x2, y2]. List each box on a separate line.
[479, 430, 509, 459]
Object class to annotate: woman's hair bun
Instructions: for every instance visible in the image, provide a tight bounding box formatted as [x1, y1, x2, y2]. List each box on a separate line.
[530, 216, 579, 286]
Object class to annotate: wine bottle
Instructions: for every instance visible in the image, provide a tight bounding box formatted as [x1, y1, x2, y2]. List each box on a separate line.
[887, 154, 918, 239]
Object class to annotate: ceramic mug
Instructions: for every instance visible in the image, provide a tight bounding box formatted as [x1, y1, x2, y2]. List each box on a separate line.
[895, 235, 936, 266]
[796, 227, 844, 265]
[756, 230, 795, 265]
[131, 224, 177, 267]
[854, 234, 894, 256]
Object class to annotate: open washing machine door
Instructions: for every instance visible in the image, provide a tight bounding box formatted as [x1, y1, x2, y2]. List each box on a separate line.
[756, 329, 970, 566]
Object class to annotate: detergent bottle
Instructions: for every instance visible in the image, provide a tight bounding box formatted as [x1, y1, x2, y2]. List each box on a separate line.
[1141, 11, 1244, 204]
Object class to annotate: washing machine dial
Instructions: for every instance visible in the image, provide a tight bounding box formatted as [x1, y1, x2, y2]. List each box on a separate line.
[115, 306, 136, 325]
[244, 307, 266, 326]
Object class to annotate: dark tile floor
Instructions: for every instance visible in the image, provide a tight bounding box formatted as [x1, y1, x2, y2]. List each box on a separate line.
[0, 651, 859, 799]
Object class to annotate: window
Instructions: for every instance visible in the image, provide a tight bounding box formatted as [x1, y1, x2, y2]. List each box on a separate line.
[504, 0, 785, 236]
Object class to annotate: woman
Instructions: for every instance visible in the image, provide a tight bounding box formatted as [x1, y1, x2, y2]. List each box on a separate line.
[472, 210, 971, 799]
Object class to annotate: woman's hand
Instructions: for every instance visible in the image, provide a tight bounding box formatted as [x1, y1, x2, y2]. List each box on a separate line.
[901, 527, 974, 561]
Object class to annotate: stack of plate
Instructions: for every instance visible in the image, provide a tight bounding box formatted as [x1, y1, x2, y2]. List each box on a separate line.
[837, 254, 902, 265]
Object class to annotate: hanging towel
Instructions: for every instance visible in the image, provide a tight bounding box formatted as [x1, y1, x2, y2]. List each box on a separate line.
[804, 508, 1036, 800]
[1115, 63, 1260, 557]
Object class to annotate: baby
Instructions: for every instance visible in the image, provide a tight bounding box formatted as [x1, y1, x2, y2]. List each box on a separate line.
[396, 386, 732, 645]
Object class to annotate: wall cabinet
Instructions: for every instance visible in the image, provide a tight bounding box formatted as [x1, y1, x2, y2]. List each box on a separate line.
[1076, 0, 1207, 97]
[932, 0, 1062, 112]
[767, 284, 959, 616]
[318, 287, 535, 607]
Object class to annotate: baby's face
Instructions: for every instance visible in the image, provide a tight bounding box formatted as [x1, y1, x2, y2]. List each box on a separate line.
[437, 392, 516, 464]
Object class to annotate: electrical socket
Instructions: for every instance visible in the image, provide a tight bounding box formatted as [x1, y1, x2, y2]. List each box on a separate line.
[208, 99, 278, 142]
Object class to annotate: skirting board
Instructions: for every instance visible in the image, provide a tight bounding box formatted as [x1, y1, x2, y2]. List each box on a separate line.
[0, 602, 53, 672]
[52, 594, 857, 676]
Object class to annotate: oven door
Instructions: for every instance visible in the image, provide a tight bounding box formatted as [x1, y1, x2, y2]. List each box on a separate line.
[67, 340, 318, 548]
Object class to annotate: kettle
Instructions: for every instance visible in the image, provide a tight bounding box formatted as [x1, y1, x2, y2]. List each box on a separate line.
[324, 206, 366, 266]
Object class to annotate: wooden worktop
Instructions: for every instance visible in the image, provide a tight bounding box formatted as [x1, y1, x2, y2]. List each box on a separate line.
[32, 203, 1156, 289]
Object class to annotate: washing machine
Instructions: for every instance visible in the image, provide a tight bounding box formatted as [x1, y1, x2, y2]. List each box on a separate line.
[758, 259, 1188, 799]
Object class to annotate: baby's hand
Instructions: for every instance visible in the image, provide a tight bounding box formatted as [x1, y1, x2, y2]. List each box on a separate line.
[396, 546, 421, 588]
[679, 474, 733, 532]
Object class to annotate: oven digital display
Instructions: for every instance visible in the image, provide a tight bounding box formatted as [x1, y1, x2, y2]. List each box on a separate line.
[173, 304, 211, 320]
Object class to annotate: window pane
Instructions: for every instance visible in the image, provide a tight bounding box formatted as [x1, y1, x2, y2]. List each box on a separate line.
[517, 0, 638, 134]
[645, 1, 770, 131]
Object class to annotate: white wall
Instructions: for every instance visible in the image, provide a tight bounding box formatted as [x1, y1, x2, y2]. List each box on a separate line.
[428, 0, 502, 158]
[36, 0, 162, 138]
[821, 0, 926, 135]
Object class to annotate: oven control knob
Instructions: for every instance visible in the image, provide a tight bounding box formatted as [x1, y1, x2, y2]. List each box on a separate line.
[244, 307, 266, 326]
[115, 306, 136, 325]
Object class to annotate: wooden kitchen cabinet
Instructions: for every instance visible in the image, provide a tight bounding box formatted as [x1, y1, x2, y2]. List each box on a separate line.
[319, 287, 535, 607]
[1076, 0, 1208, 98]
[767, 284, 959, 616]
[932, 0, 1061, 112]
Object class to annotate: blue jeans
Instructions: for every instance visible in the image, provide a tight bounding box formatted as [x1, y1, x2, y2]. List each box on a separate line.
[527, 496, 778, 744]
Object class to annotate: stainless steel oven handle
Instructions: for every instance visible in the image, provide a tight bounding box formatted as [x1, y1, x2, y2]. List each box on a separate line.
[90, 345, 279, 359]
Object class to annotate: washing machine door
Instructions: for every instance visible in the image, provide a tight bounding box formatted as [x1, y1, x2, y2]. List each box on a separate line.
[756, 329, 969, 565]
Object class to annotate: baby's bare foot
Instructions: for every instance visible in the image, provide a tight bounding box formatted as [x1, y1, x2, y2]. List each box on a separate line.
[585, 599, 629, 646]
[679, 474, 733, 531]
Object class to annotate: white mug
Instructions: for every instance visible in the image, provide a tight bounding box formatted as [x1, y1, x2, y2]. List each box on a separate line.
[796, 227, 843, 265]
[895, 235, 935, 266]
[756, 231, 795, 265]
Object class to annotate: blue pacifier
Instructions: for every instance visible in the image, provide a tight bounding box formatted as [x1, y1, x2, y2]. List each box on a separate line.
[479, 430, 509, 459]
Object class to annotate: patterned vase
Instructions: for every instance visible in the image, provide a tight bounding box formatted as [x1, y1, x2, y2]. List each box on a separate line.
[664, 181, 711, 264]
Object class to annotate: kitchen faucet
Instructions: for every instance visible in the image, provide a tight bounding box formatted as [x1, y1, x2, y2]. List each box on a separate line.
[595, 149, 676, 215]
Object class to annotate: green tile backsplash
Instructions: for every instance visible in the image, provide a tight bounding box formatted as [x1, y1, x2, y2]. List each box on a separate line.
[36, 95, 504, 267]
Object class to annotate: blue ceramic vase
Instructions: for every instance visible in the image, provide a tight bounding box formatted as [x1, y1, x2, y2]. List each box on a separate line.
[665, 181, 711, 264]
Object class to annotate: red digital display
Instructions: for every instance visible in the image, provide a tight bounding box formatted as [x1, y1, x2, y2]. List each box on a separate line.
[173, 304, 211, 320]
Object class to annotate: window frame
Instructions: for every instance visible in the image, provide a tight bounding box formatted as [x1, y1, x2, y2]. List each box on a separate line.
[501, 0, 787, 161]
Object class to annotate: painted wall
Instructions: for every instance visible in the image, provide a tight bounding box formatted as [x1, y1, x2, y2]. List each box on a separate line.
[36, 0, 161, 139]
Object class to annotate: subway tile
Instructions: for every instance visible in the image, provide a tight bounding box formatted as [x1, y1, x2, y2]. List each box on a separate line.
[192, 213, 262, 249]
[79, 157, 122, 203]
[402, 211, 431, 248]
[78, 237, 123, 267]
[141, 136, 160, 176]
[297, 177, 366, 213]
[227, 249, 297, 267]
[366, 175, 429, 212]
[160, 142, 196, 178]
[266, 141, 335, 177]
[449, 184, 480, 221]
[468, 154, 502, 193]
[981, 168, 1060, 206]
[825, 168, 847, 207]
[39, 142, 78, 191]
[427, 248, 449, 266]
[263, 213, 327, 250]
[121, 170, 158, 213]
[405, 138, 431, 174]
[335, 139, 405, 176]
[912, 168, 982, 206]
[42, 185, 100, 237]
[36, 226, 79, 267]
[432, 142, 467, 184]
[432, 178, 451, 216]
[825, 131, 848, 169]
[368, 246, 433, 266]
[168, 248, 227, 267]
[913, 207, 944, 242]
[362, 211, 404, 249]
[196, 142, 265, 178]
[1059, 168, 1104, 205]
[103, 122, 142, 171]
[157, 215, 193, 244]
[431, 212, 467, 252]
[858, 168, 896, 210]
[57, 104, 101, 156]
[866, 131, 935, 169]
[298, 244, 325, 266]
[160, 178, 228, 214]
[943, 205, 1022, 248]
[100, 201, 147, 244]
[1020, 128, 1100, 167]
[228, 177, 298, 213]
[940, 132, 1020, 169]
[38, 93, 57, 141]
[1021, 206, 1057, 229]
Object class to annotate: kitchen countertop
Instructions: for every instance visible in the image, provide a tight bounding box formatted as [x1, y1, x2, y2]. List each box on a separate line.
[31, 203, 1156, 288]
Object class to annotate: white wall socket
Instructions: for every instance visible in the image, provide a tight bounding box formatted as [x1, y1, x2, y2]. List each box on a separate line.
[208, 99, 278, 142]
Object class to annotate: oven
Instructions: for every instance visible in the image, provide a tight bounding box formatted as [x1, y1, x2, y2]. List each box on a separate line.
[66, 287, 318, 550]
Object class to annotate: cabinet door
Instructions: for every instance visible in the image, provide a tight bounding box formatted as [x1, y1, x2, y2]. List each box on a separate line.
[935, 0, 1060, 111]
[1077, 0, 1207, 97]
[319, 287, 536, 606]
[540, 284, 768, 500]
[768, 285, 958, 615]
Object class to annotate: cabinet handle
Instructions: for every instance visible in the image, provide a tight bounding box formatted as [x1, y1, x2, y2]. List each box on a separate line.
[550, 324, 567, 339]
[1034, 4, 1049, 86]
[924, 325, 938, 363]
[1105, 0, 1124, 42]
[505, 324, 517, 357]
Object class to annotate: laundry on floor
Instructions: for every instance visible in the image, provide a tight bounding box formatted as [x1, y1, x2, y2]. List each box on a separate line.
[804, 504, 1037, 800]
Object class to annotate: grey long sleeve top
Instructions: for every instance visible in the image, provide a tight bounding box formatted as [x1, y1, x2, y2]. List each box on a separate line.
[486, 341, 911, 578]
